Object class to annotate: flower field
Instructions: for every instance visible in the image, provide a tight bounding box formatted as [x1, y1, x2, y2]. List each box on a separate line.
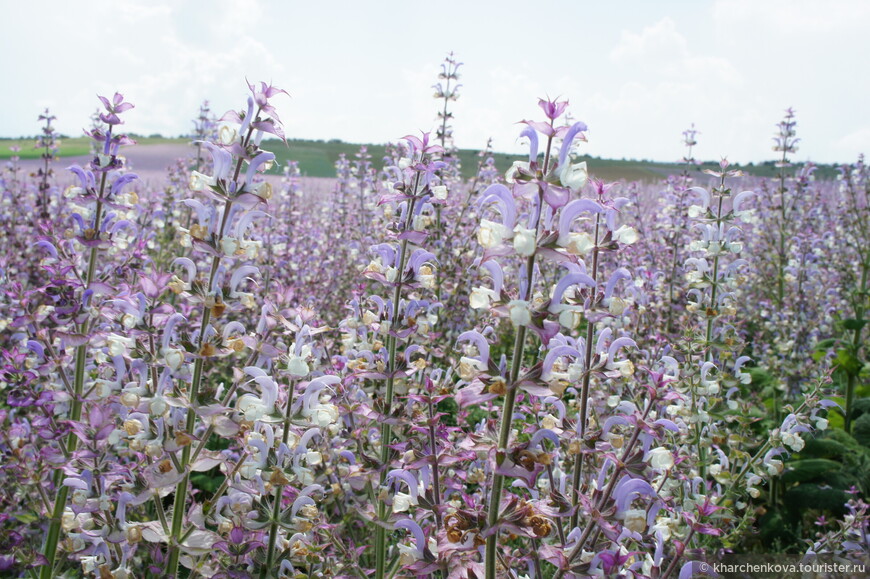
[0, 58, 868, 578]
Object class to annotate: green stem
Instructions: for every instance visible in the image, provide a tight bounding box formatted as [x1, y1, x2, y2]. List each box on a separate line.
[40, 170, 108, 579]
[374, 173, 421, 579]
[165, 114, 257, 574]
[484, 324, 527, 579]
[485, 134, 552, 579]
[261, 382, 296, 578]
[569, 213, 601, 531]
[427, 395, 443, 530]
[845, 261, 868, 433]
[695, 193, 725, 482]
[554, 399, 654, 579]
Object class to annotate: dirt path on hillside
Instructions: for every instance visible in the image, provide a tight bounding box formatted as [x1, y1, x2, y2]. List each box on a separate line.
[14, 144, 335, 193]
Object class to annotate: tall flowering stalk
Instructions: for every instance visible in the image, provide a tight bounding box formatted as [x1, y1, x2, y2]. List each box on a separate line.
[370, 132, 444, 579]
[35, 109, 59, 221]
[772, 108, 799, 307]
[191, 100, 215, 173]
[681, 160, 748, 481]
[478, 99, 591, 579]
[832, 157, 870, 432]
[164, 80, 287, 576]
[40, 92, 138, 579]
[431, 53, 462, 305]
[663, 124, 700, 334]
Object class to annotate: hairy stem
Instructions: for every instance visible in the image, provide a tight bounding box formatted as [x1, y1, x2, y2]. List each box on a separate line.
[374, 172, 422, 579]
[484, 134, 552, 579]
[40, 169, 108, 579]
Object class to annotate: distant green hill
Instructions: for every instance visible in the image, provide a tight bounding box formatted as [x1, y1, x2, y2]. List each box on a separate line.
[0, 136, 841, 182]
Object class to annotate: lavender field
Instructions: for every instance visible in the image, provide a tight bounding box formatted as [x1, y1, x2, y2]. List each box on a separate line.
[0, 58, 868, 579]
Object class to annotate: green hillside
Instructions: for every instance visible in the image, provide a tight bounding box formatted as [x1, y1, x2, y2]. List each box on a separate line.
[0, 136, 841, 182]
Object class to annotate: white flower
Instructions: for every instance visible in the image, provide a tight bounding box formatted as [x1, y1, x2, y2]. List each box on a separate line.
[417, 264, 436, 289]
[559, 161, 588, 192]
[121, 313, 141, 329]
[219, 125, 239, 145]
[513, 225, 536, 257]
[477, 219, 507, 249]
[93, 379, 113, 399]
[221, 237, 240, 256]
[608, 297, 627, 316]
[623, 508, 647, 534]
[287, 355, 309, 378]
[189, 171, 216, 192]
[304, 403, 339, 427]
[392, 492, 417, 513]
[782, 432, 805, 452]
[688, 205, 706, 218]
[541, 414, 559, 430]
[765, 459, 783, 476]
[653, 516, 676, 541]
[120, 391, 139, 407]
[397, 543, 419, 566]
[508, 300, 532, 327]
[470, 286, 497, 310]
[237, 394, 268, 422]
[431, 185, 448, 200]
[458, 356, 486, 381]
[505, 160, 531, 183]
[562, 232, 595, 255]
[163, 348, 186, 371]
[149, 396, 168, 416]
[557, 305, 583, 329]
[107, 333, 135, 357]
[648, 447, 674, 470]
[64, 185, 83, 199]
[252, 181, 272, 200]
[613, 225, 639, 245]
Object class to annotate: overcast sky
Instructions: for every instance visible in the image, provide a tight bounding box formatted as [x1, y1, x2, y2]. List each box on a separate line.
[2, 0, 868, 164]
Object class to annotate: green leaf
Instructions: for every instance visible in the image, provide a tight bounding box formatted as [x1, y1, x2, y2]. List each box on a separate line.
[853, 413, 870, 447]
[836, 348, 862, 376]
[800, 438, 848, 459]
[781, 459, 844, 485]
[784, 484, 850, 514]
[814, 338, 838, 351]
[843, 318, 867, 331]
[747, 367, 774, 388]
[853, 398, 870, 418]
[14, 512, 38, 524]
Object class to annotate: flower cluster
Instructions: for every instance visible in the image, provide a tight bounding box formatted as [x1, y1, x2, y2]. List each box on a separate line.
[0, 70, 865, 579]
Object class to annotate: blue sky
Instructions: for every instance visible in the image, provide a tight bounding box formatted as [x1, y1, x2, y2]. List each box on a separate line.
[3, 0, 868, 164]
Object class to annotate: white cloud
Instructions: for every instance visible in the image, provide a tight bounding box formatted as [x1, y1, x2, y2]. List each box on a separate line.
[1, 1, 866, 164]
[713, 0, 870, 34]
